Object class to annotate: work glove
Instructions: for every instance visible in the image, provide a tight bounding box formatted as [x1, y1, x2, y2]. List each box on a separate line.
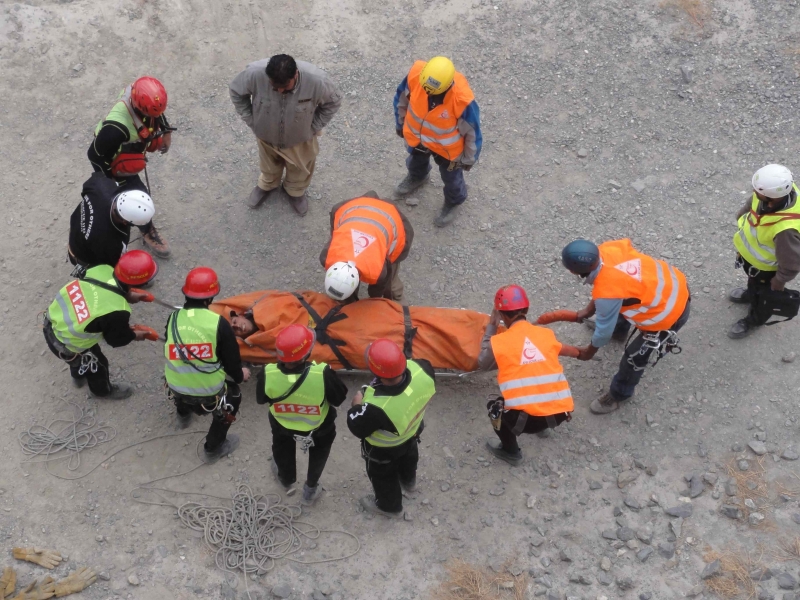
[54, 568, 96, 598]
[12, 549, 61, 570]
[537, 310, 580, 325]
[127, 288, 154, 304]
[131, 324, 160, 341]
[1, 566, 16, 598]
[395, 128, 404, 138]
[11, 577, 55, 600]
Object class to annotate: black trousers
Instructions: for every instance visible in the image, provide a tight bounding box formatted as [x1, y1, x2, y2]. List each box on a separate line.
[741, 259, 778, 326]
[43, 323, 112, 396]
[363, 437, 419, 514]
[173, 383, 241, 452]
[269, 409, 337, 488]
[494, 409, 570, 455]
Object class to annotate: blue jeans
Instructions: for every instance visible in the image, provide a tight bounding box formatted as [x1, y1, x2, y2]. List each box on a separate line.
[609, 299, 691, 401]
[406, 148, 468, 205]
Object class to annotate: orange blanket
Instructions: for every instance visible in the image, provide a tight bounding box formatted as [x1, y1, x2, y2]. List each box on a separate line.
[210, 291, 491, 372]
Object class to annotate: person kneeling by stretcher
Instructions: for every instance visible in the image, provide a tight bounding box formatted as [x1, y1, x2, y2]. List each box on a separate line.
[478, 285, 578, 467]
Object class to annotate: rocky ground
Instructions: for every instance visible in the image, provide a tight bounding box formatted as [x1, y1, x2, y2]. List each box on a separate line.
[1, 0, 799, 598]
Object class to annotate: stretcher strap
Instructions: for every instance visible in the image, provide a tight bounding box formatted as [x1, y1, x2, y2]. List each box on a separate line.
[402, 306, 418, 359]
[292, 293, 354, 370]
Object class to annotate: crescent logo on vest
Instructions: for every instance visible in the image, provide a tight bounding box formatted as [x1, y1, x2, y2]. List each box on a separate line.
[520, 338, 545, 365]
[615, 258, 642, 281]
[351, 229, 377, 256]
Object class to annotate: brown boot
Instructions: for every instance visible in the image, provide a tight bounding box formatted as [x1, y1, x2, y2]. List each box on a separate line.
[247, 186, 277, 208]
[142, 223, 171, 258]
[287, 192, 308, 216]
[589, 392, 620, 415]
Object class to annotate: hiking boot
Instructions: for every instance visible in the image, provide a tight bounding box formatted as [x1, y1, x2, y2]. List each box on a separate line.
[271, 459, 293, 489]
[394, 173, 428, 197]
[300, 483, 322, 506]
[92, 383, 133, 400]
[176, 411, 193, 429]
[728, 318, 755, 339]
[485, 439, 522, 467]
[71, 376, 86, 389]
[142, 224, 171, 258]
[590, 392, 620, 415]
[287, 192, 308, 216]
[246, 186, 274, 208]
[399, 476, 417, 493]
[203, 434, 239, 463]
[359, 495, 403, 519]
[728, 287, 751, 304]
[434, 202, 460, 228]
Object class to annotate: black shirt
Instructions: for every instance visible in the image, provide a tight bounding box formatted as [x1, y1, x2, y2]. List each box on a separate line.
[69, 173, 130, 267]
[165, 300, 245, 384]
[346, 359, 435, 449]
[255, 362, 348, 407]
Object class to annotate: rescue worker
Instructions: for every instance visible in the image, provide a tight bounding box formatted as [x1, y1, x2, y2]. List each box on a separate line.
[68, 172, 155, 270]
[164, 267, 251, 462]
[728, 164, 800, 338]
[43, 250, 160, 399]
[549, 238, 691, 415]
[256, 324, 348, 506]
[88, 76, 173, 258]
[393, 56, 482, 227]
[319, 192, 414, 303]
[478, 285, 577, 466]
[229, 54, 342, 216]
[347, 339, 436, 519]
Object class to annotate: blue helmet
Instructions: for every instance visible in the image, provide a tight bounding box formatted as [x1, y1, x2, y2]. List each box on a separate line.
[562, 239, 600, 274]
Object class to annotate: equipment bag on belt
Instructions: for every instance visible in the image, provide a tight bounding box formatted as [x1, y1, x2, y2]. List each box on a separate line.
[754, 287, 800, 325]
[110, 153, 147, 177]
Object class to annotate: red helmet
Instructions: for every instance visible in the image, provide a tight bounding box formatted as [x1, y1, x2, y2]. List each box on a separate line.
[182, 267, 220, 299]
[275, 324, 316, 363]
[366, 338, 407, 379]
[494, 285, 529, 311]
[131, 76, 168, 117]
[114, 250, 158, 285]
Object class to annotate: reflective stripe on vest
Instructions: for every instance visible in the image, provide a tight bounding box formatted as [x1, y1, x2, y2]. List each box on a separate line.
[592, 239, 689, 332]
[732, 185, 800, 272]
[364, 361, 435, 448]
[46, 265, 131, 353]
[338, 204, 400, 256]
[164, 308, 226, 398]
[490, 321, 574, 417]
[266, 363, 328, 432]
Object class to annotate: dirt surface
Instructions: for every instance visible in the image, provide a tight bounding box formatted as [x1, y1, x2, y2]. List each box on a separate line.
[1, 0, 800, 599]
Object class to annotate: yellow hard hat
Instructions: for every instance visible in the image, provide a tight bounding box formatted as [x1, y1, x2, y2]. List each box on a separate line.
[419, 57, 455, 95]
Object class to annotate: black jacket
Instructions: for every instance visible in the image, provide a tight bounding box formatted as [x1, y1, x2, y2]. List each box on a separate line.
[69, 173, 131, 267]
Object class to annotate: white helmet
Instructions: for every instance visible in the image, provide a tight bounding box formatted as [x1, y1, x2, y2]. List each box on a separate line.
[324, 261, 359, 300]
[114, 190, 155, 226]
[752, 164, 793, 199]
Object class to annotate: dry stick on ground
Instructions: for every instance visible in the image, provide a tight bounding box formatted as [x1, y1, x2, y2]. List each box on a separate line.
[430, 559, 527, 600]
[768, 536, 800, 563]
[703, 546, 765, 600]
[659, 0, 710, 28]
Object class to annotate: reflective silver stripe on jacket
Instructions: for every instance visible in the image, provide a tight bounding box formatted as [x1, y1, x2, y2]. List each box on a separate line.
[165, 361, 222, 375]
[503, 388, 573, 408]
[405, 107, 459, 135]
[53, 294, 100, 342]
[621, 261, 665, 319]
[638, 265, 681, 327]
[338, 206, 400, 256]
[273, 413, 321, 426]
[736, 227, 778, 266]
[167, 382, 225, 396]
[499, 373, 566, 392]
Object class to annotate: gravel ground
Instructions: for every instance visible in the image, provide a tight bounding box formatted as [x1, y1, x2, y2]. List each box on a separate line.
[0, 0, 799, 598]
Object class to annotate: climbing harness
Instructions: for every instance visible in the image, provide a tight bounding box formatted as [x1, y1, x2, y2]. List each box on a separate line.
[293, 432, 316, 454]
[626, 330, 681, 372]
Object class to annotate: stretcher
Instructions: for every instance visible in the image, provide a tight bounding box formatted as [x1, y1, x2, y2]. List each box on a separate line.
[210, 291, 493, 374]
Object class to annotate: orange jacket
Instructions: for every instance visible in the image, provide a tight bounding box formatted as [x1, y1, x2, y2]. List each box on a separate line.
[403, 61, 475, 161]
[325, 197, 407, 285]
[592, 239, 690, 332]
[491, 321, 574, 417]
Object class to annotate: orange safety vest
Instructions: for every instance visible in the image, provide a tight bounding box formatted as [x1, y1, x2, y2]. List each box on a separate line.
[325, 197, 407, 285]
[592, 239, 690, 332]
[403, 61, 475, 161]
[491, 321, 574, 417]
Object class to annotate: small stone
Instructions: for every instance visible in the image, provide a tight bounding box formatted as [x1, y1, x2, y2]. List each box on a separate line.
[703, 472, 719, 486]
[664, 504, 692, 518]
[669, 518, 683, 539]
[777, 572, 798, 589]
[616, 577, 634, 590]
[781, 448, 799, 461]
[589, 480, 602, 490]
[609, 180, 622, 189]
[658, 542, 675, 559]
[756, 586, 773, 600]
[781, 352, 796, 363]
[541, 556, 551, 568]
[271, 583, 292, 598]
[732, 442, 745, 452]
[749, 441, 768, 456]
[631, 180, 646, 193]
[690, 474, 704, 498]
[751, 567, 773, 581]
[98, 572, 110, 581]
[577, 148, 588, 158]
[680, 65, 693, 83]
[72, 63, 84, 72]
[600, 557, 612, 571]
[440, 483, 450, 492]
[645, 465, 658, 477]
[95, 535, 104, 542]
[443, 446, 455, 458]
[546, 592, 561, 600]
[560, 548, 574, 562]
[722, 505, 743, 519]
[616, 527, 635, 542]
[636, 526, 653, 544]
[738, 459, 751, 471]
[499, 581, 515, 590]
[127, 575, 140, 586]
[602, 529, 617, 540]
[686, 584, 705, 597]
[702, 559, 722, 579]
[745, 498, 757, 509]
[527, 495, 537, 509]
[489, 487, 504, 496]
[725, 481, 739, 496]
[617, 470, 639, 488]
[597, 571, 613, 586]
[312, 591, 326, 600]
[157, 545, 168, 558]
[404, 511, 413, 521]
[431, 517, 440, 526]
[637, 547, 653, 562]
[640, 594, 653, 600]
[793, 513, 800, 525]
[405, 197, 419, 207]
[624, 497, 641, 511]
